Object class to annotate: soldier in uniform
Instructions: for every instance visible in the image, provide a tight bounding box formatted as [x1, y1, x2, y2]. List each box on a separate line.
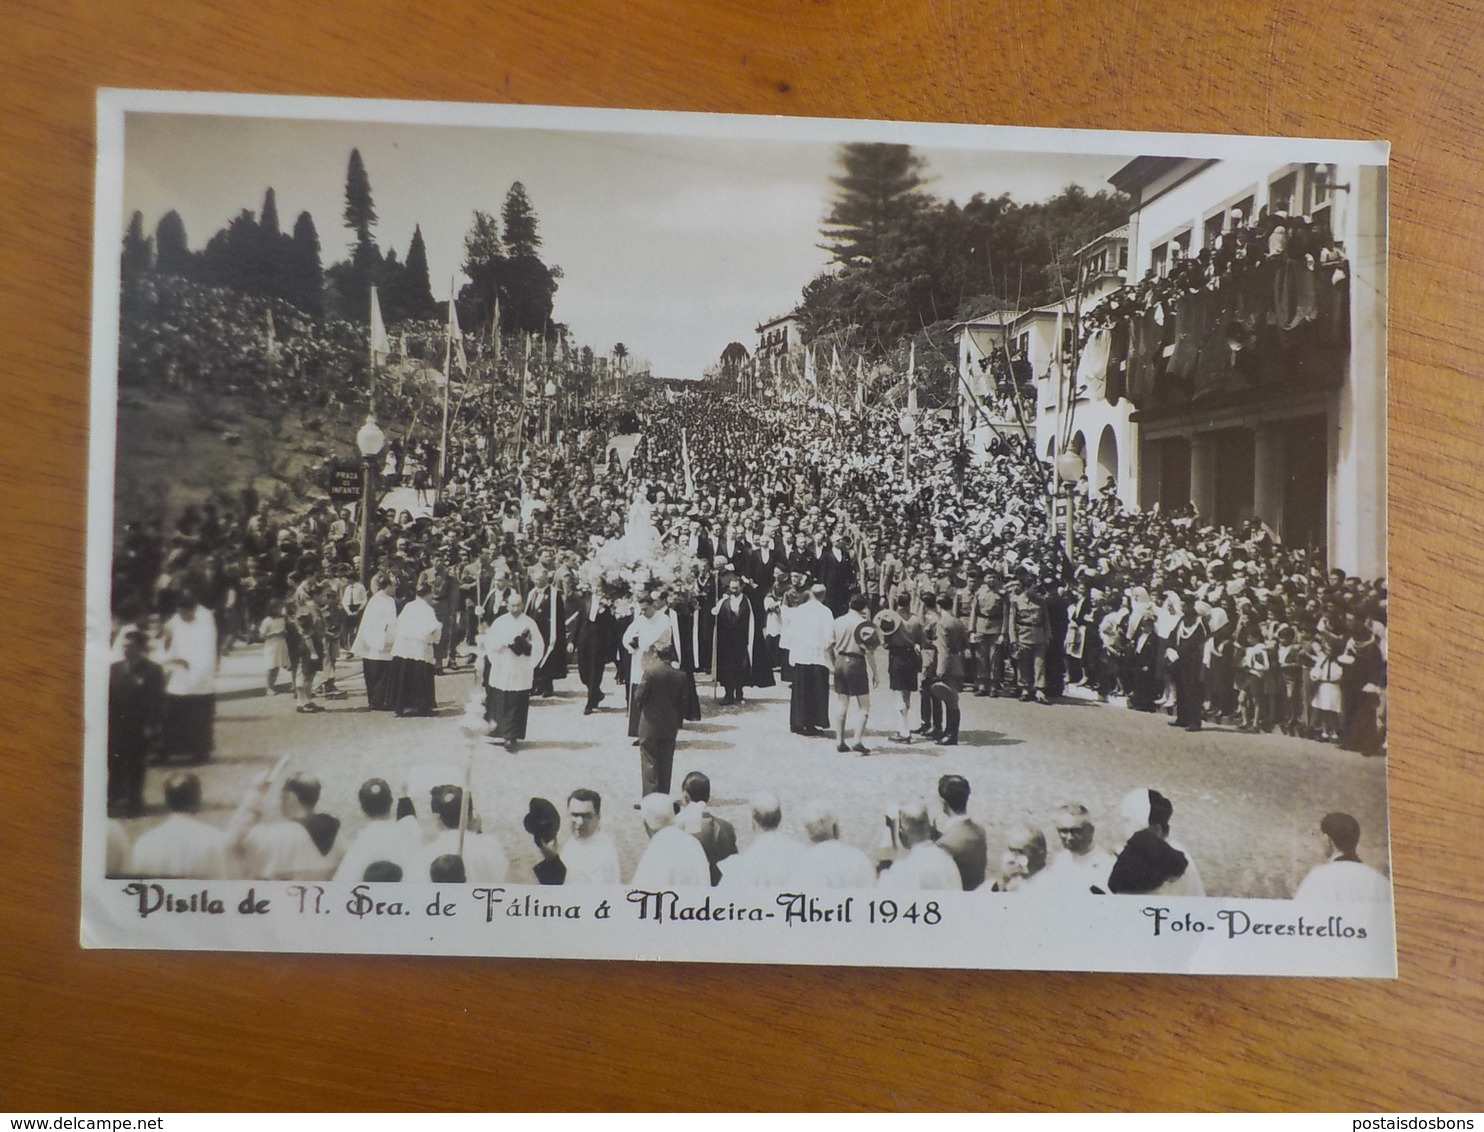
[968, 569, 1008, 697]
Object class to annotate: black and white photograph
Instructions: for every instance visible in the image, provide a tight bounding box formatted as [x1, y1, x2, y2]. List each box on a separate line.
[83, 91, 1392, 973]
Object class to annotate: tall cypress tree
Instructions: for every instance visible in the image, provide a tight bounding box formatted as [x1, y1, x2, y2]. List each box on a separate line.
[154, 210, 193, 277]
[121, 211, 152, 279]
[402, 224, 436, 319]
[288, 211, 324, 316]
[260, 187, 280, 239]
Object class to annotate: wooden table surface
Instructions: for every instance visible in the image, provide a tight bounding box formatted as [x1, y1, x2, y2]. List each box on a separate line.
[2, 0, 1481, 1112]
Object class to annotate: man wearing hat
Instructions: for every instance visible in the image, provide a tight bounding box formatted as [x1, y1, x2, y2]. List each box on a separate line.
[1008, 570, 1050, 703]
[878, 594, 925, 744]
[108, 627, 165, 818]
[827, 594, 880, 755]
[967, 569, 1007, 697]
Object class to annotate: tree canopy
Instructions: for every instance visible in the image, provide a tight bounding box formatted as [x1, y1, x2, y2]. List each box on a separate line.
[798, 142, 1129, 382]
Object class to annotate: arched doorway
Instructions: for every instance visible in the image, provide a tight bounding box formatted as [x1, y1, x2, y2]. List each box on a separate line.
[1096, 425, 1118, 492]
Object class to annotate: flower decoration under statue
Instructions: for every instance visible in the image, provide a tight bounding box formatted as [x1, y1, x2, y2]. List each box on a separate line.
[575, 484, 706, 615]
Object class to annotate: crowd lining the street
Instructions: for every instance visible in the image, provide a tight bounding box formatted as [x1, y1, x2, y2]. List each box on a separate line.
[108, 292, 1387, 896]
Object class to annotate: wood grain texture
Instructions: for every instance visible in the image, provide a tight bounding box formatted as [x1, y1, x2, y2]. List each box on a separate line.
[1, 0, 1480, 1111]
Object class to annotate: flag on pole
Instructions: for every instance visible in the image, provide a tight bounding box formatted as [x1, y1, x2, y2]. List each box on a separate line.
[447, 279, 468, 375]
[1053, 307, 1065, 428]
[830, 344, 841, 383]
[369, 285, 391, 367]
[492, 297, 502, 362]
[856, 357, 865, 408]
[805, 346, 817, 387]
[265, 308, 279, 357]
[906, 341, 918, 412]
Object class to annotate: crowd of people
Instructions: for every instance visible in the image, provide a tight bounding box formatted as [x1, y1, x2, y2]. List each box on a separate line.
[108, 300, 1388, 901]
[110, 758, 1389, 905]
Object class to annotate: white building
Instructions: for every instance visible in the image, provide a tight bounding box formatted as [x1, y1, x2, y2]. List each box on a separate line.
[755, 310, 802, 364]
[1108, 156, 1386, 578]
[955, 229, 1137, 493]
[957, 160, 1386, 578]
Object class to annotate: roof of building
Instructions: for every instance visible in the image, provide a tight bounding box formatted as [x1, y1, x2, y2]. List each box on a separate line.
[755, 309, 803, 333]
[1074, 224, 1130, 258]
[1107, 155, 1191, 196]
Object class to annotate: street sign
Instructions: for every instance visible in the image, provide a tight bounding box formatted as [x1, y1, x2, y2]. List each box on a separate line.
[328, 461, 363, 503]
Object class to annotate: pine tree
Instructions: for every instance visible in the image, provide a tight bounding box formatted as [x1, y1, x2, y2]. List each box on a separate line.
[402, 224, 436, 319]
[343, 148, 377, 249]
[820, 143, 930, 268]
[501, 181, 542, 257]
[154, 210, 194, 277]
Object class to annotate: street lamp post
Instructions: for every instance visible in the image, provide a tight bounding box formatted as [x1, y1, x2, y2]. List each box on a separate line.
[1054, 449, 1086, 561]
[356, 415, 386, 587]
[898, 409, 917, 488]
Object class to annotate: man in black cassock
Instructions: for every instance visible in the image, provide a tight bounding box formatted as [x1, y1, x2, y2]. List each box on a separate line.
[525, 566, 568, 697]
[712, 573, 756, 705]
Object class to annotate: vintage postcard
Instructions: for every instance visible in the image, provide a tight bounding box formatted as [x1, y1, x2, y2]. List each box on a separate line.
[83, 90, 1393, 973]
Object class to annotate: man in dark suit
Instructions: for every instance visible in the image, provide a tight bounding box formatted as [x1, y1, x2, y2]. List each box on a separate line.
[788, 532, 820, 586]
[632, 651, 691, 799]
[933, 774, 988, 890]
[109, 628, 165, 818]
[929, 592, 970, 744]
[571, 590, 617, 715]
[818, 537, 854, 617]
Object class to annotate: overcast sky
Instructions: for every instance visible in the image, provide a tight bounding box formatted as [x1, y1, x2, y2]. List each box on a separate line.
[121, 110, 1128, 377]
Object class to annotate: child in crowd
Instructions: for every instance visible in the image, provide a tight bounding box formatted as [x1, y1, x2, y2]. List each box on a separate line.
[260, 599, 289, 694]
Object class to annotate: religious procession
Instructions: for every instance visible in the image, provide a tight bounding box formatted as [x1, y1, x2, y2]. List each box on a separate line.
[100, 122, 1389, 903]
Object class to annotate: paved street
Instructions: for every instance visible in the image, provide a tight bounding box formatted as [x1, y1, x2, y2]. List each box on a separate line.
[117, 644, 1391, 899]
